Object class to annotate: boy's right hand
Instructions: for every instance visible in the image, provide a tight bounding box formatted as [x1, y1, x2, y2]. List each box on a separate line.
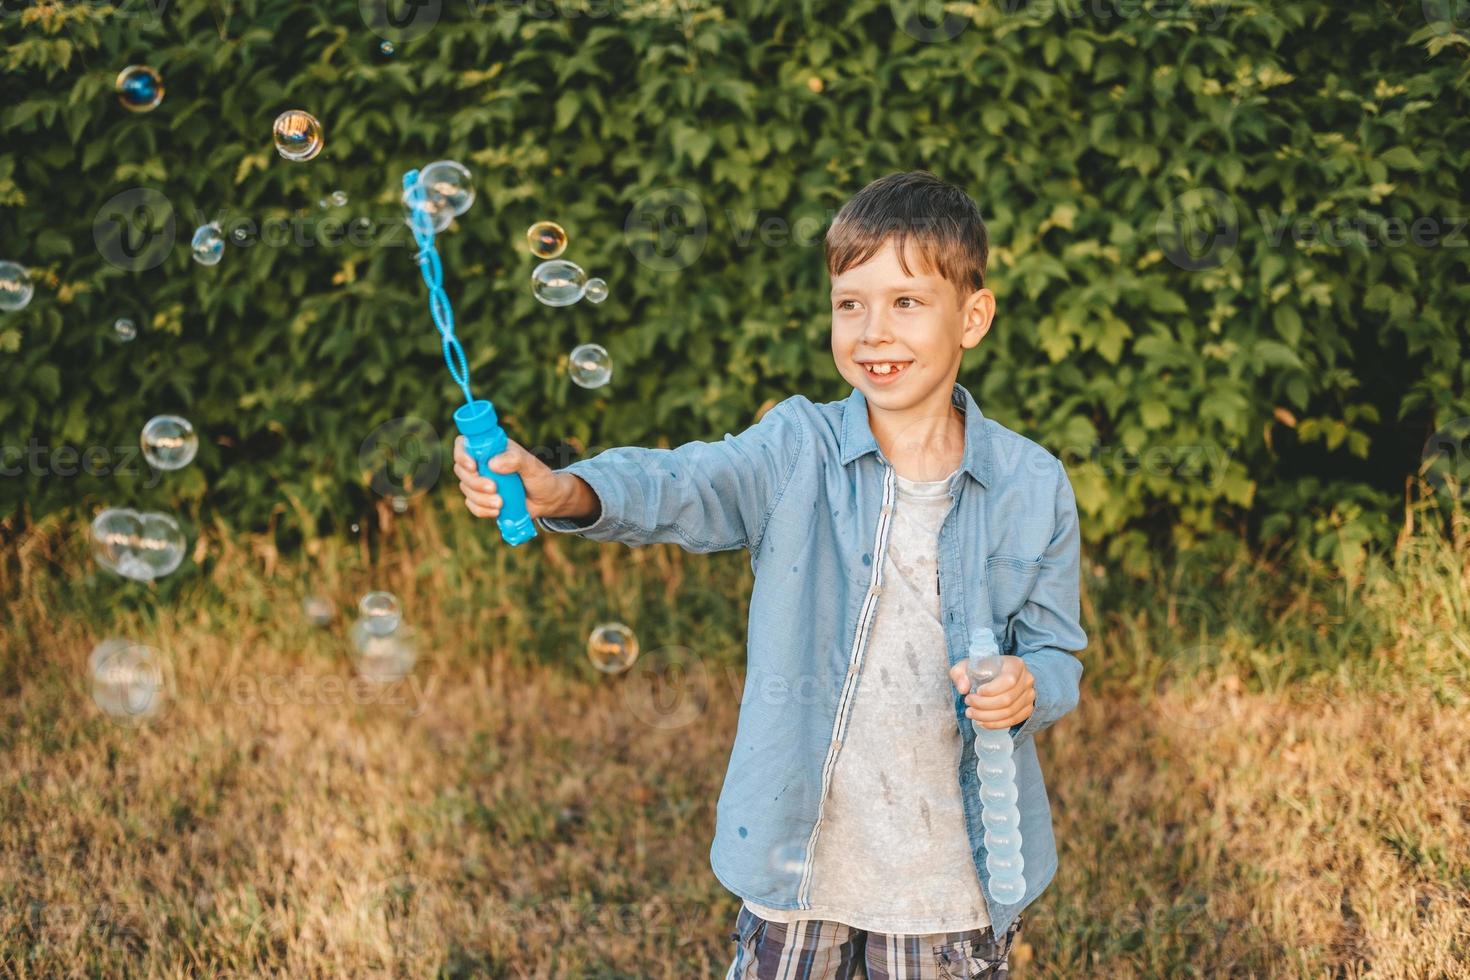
[454, 435, 567, 521]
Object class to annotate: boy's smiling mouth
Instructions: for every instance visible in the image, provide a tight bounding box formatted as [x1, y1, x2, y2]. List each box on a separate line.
[858, 359, 913, 380]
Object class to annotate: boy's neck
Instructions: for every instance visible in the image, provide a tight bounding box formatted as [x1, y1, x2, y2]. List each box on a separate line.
[868, 396, 967, 483]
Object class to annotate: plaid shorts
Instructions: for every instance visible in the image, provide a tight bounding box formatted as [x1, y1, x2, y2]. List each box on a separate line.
[725, 905, 1024, 980]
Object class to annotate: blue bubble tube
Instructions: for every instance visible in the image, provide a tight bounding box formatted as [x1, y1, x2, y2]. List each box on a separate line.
[966, 626, 1027, 905]
[401, 168, 537, 547]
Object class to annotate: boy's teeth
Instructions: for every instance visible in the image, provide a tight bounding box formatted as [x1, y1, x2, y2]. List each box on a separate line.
[866, 362, 906, 375]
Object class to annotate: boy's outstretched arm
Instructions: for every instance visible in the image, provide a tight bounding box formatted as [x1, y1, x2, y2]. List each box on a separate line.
[454, 397, 806, 555]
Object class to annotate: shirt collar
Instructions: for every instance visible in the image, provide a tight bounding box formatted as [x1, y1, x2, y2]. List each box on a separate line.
[838, 381, 993, 488]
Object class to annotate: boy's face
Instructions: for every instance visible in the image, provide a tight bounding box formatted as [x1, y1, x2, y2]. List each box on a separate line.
[829, 238, 994, 413]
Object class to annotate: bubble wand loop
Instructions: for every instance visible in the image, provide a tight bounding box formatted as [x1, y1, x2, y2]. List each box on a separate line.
[401, 168, 537, 547]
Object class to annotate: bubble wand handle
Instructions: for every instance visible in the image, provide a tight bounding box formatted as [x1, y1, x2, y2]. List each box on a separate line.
[402, 169, 537, 547]
[966, 626, 1027, 906]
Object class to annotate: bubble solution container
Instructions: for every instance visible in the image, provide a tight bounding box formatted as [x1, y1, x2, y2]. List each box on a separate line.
[966, 626, 1027, 905]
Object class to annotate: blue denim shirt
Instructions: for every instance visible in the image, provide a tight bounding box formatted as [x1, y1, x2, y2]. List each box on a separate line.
[540, 381, 1088, 937]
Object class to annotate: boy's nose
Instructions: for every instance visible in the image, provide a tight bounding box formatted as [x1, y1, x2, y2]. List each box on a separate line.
[859, 312, 895, 345]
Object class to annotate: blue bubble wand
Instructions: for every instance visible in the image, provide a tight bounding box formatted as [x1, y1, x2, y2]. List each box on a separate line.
[401, 168, 537, 547]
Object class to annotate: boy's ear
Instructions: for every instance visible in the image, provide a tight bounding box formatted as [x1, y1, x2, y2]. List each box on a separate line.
[961, 287, 996, 349]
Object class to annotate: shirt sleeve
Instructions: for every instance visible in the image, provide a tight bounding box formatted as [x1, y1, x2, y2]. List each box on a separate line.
[1007, 456, 1089, 747]
[537, 396, 806, 555]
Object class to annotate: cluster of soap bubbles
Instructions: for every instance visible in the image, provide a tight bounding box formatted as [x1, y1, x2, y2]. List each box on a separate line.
[88, 416, 196, 585]
[178, 104, 329, 268]
[586, 622, 639, 674]
[85, 415, 199, 720]
[967, 627, 1027, 905]
[348, 591, 419, 682]
[71, 52, 635, 720]
[523, 222, 614, 389]
[526, 221, 608, 308]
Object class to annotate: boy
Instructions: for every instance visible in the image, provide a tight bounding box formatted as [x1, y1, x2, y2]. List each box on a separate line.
[454, 171, 1088, 978]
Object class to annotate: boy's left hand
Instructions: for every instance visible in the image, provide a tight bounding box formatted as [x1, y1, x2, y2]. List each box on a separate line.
[948, 656, 1036, 730]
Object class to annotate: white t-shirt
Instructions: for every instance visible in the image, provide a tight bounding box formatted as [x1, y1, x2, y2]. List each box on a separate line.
[743, 468, 990, 934]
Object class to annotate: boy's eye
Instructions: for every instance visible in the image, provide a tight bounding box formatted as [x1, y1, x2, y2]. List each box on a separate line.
[836, 299, 858, 311]
[896, 296, 920, 309]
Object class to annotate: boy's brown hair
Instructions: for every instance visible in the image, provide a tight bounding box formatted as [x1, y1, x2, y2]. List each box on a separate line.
[824, 170, 989, 302]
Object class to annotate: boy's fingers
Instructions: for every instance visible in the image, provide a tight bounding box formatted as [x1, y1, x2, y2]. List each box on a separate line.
[975, 673, 1018, 697]
[966, 686, 1028, 710]
[458, 480, 501, 507]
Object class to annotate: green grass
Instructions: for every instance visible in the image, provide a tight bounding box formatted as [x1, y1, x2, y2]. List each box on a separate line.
[0, 498, 1467, 977]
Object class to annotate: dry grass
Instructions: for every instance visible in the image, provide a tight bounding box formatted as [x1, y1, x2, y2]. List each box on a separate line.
[0, 501, 1467, 978]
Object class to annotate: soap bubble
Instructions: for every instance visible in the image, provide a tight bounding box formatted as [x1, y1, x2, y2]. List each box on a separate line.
[330, 190, 349, 207]
[112, 317, 137, 342]
[407, 160, 474, 233]
[303, 594, 335, 628]
[141, 415, 198, 470]
[191, 223, 224, 266]
[586, 622, 638, 674]
[89, 639, 165, 719]
[0, 261, 34, 312]
[351, 624, 418, 682]
[378, 40, 396, 56]
[358, 591, 402, 636]
[583, 277, 608, 304]
[273, 110, 324, 162]
[526, 221, 567, 259]
[568, 343, 612, 389]
[531, 259, 587, 307]
[90, 508, 187, 581]
[115, 65, 164, 113]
